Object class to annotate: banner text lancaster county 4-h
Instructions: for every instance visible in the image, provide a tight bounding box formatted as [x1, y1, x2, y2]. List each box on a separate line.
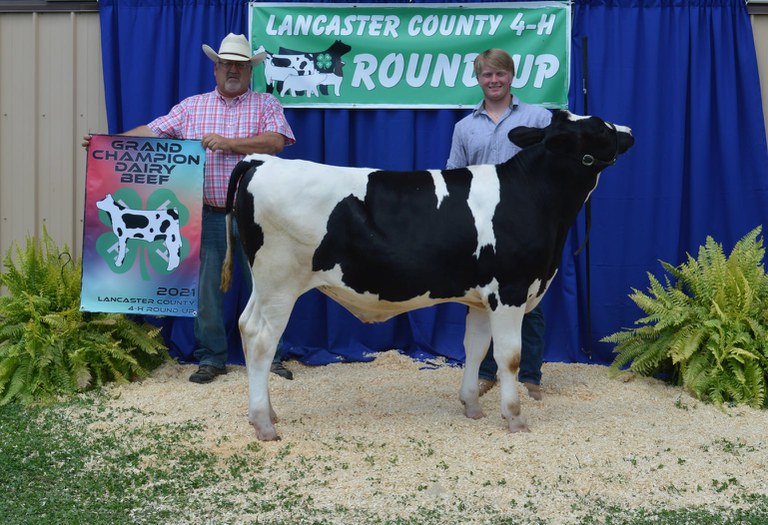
[249, 2, 571, 108]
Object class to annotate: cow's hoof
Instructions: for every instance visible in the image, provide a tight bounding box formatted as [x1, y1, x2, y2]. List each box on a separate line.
[507, 418, 530, 433]
[463, 405, 485, 420]
[459, 394, 485, 419]
[465, 409, 486, 420]
[254, 427, 281, 441]
[250, 421, 280, 441]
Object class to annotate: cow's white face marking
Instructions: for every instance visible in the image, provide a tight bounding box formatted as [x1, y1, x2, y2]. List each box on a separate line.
[567, 111, 633, 135]
[567, 111, 589, 121]
[466, 165, 499, 258]
[429, 169, 449, 209]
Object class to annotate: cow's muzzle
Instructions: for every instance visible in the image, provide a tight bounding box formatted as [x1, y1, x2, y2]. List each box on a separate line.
[581, 122, 620, 168]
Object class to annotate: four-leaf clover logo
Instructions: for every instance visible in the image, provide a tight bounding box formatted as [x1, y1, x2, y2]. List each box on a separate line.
[316, 53, 333, 72]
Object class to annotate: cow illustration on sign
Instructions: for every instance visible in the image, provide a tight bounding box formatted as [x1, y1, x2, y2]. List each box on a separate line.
[258, 40, 351, 98]
[96, 193, 183, 272]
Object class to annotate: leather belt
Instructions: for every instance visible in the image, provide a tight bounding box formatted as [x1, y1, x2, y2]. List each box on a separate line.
[203, 204, 227, 213]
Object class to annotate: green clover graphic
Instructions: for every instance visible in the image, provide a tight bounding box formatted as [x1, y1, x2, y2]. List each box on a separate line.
[96, 188, 190, 280]
[316, 53, 333, 72]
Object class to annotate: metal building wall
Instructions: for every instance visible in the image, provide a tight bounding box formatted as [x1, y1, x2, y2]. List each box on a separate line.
[0, 9, 105, 275]
[752, 12, 768, 140]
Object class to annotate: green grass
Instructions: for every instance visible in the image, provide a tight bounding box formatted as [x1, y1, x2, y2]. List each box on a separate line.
[1, 396, 767, 525]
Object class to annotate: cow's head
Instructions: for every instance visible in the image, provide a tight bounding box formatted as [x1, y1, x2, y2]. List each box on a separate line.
[328, 40, 352, 56]
[509, 110, 634, 168]
[96, 194, 120, 212]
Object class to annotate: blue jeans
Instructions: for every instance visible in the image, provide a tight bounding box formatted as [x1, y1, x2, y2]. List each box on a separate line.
[478, 305, 545, 385]
[193, 208, 283, 368]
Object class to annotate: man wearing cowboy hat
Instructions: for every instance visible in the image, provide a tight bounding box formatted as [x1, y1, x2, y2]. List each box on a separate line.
[83, 33, 296, 384]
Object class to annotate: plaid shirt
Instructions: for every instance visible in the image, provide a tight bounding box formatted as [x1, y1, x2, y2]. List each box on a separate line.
[148, 89, 295, 207]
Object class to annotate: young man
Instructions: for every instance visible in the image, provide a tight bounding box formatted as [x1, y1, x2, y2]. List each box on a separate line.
[84, 33, 296, 383]
[446, 48, 552, 400]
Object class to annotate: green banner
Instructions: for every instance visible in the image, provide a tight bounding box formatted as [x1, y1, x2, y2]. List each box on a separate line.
[249, 2, 570, 108]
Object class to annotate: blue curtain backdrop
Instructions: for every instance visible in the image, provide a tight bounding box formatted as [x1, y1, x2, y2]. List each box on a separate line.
[98, 0, 768, 368]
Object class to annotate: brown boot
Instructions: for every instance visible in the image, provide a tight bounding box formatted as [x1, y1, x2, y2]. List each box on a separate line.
[270, 361, 294, 380]
[523, 382, 542, 401]
[478, 378, 497, 397]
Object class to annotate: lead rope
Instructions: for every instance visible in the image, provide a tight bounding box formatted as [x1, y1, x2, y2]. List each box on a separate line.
[577, 35, 593, 360]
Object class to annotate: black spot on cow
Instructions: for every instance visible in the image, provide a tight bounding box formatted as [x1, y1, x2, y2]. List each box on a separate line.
[487, 293, 498, 311]
[124, 214, 149, 229]
[313, 168, 489, 302]
[272, 56, 292, 68]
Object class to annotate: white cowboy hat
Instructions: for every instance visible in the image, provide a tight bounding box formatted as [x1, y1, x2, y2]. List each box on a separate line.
[202, 33, 266, 66]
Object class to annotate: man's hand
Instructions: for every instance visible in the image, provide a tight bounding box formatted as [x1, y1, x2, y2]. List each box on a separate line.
[203, 132, 285, 155]
[202, 133, 231, 152]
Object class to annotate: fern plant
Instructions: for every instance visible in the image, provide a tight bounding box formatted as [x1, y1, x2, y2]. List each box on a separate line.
[602, 226, 768, 408]
[0, 228, 169, 405]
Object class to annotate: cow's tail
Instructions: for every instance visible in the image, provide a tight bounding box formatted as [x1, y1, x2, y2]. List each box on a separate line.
[221, 216, 235, 292]
[220, 159, 259, 292]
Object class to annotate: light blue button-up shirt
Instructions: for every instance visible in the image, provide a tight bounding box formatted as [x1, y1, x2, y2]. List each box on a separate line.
[446, 95, 552, 169]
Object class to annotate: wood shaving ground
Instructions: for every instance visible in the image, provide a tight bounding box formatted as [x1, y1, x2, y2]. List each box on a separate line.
[96, 351, 768, 524]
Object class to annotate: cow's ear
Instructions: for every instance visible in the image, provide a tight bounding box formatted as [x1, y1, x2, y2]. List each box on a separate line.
[508, 126, 545, 149]
[543, 131, 577, 154]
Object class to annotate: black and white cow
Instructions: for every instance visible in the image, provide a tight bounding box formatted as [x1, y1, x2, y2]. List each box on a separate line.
[276, 40, 351, 96]
[221, 110, 634, 441]
[96, 194, 182, 271]
[261, 52, 318, 95]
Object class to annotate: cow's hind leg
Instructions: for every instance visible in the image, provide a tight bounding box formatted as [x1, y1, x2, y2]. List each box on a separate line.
[490, 306, 529, 433]
[166, 227, 182, 271]
[459, 308, 492, 419]
[239, 290, 293, 441]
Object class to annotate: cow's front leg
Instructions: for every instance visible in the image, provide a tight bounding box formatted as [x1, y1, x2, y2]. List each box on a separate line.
[239, 294, 285, 441]
[114, 238, 127, 267]
[490, 306, 530, 433]
[459, 308, 492, 419]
